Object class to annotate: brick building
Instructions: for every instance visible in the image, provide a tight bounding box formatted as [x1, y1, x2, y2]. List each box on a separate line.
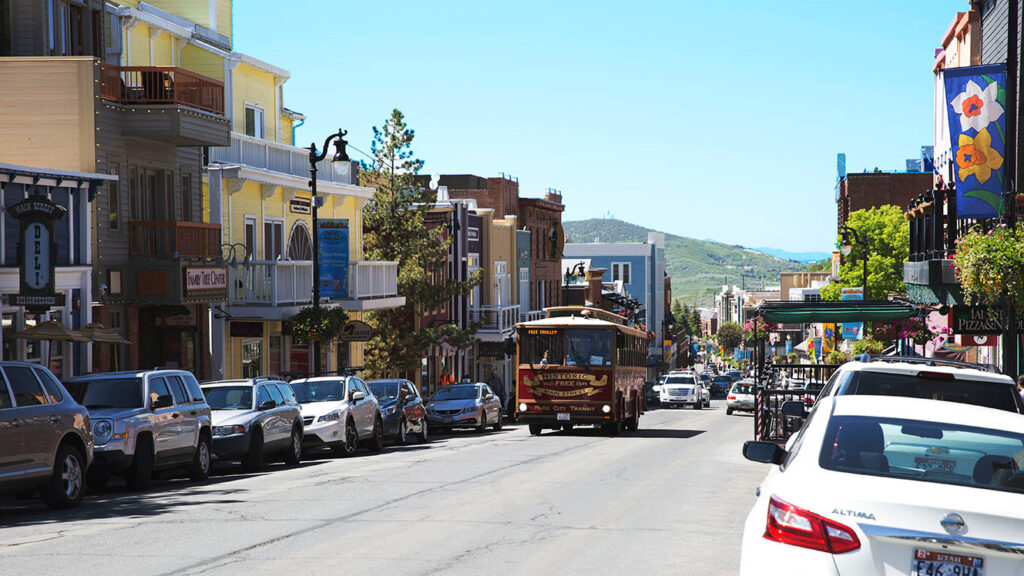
[836, 172, 932, 232]
[440, 175, 565, 313]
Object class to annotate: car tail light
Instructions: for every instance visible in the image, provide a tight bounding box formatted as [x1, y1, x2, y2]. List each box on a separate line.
[765, 496, 860, 554]
[916, 370, 954, 380]
[728, 395, 737, 400]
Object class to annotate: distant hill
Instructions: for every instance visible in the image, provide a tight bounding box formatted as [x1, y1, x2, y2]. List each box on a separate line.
[563, 219, 807, 305]
[751, 247, 831, 263]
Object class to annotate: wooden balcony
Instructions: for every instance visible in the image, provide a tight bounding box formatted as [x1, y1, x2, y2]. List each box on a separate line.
[100, 63, 225, 115]
[129, 221, 222, 259]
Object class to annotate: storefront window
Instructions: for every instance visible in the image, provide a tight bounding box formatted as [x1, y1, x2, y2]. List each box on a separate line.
[2, 313, 14, 361]
[24, 315, 42, 365]
[242, 339, 262, 379]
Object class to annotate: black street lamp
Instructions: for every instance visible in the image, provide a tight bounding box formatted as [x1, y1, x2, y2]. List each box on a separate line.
[307, 129, 350, 376]
[839, 225, 868, 299]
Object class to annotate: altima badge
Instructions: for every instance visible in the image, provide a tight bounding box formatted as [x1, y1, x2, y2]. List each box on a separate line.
[940, 513, 967, 535]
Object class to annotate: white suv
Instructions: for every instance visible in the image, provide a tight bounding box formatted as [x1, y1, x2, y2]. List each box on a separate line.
[659, 372, 710, 409]
[289, 375, 384, 457]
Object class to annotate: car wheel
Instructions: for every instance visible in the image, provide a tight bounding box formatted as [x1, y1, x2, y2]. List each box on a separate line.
[396, 418, 408, 445]
[694, 401, 702, 410]
[369, 417, 385, 452]
[284, 427, 302, 465]
[241, 429, 264, 473]
[476, 412, 487, 433]
[528, 423, 543, 436]
[726, 407, 734, 415]
[189, 432, 212, 481]
[41, 444, 85, 509]
[126, 436, 154, 491]
[625, 395, 640, 432]
[334, 419, 359, 457]
[416, 419, 430, 443]
[491, 413, 503, 432]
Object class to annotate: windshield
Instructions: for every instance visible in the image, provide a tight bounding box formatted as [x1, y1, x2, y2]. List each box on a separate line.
[846, 372, 1021, 413]
[566, 329, 613, 367]
[432, 386, 479, 401]
[732, 384, 753, 394]
[289, 380, 345, 403]
[202, 386, 253, 410]
[819, 415, 1024, 495]
[665, 375, 697, 386]
[521, 328, 564, 365]
[65, 377, 144, 409]
[368, 382, 399, 402]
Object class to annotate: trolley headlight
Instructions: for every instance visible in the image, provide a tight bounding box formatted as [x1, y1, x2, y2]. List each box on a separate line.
[602, 404, 611, 414]
[518, 402, 528, 412]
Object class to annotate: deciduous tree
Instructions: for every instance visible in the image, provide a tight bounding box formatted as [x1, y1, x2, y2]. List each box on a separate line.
[820, 206, 908, 301]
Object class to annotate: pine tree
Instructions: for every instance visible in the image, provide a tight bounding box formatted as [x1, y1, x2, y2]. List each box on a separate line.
[360, 109, 479, 377]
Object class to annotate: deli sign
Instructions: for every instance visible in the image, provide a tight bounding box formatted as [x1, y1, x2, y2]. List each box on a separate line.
[184, 267, 227, 295]
[951, 305, 1024, 335]
[10, 195, 66, 313]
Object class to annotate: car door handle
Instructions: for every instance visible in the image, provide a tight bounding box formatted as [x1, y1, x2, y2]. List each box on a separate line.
[172, 413, 180, 419]
[190, 411, 198, 416]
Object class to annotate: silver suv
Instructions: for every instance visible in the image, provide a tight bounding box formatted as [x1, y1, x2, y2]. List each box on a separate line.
[64, 370, 213, 490]
[0, 362, 93, 509]
[201, 378, 304, 472]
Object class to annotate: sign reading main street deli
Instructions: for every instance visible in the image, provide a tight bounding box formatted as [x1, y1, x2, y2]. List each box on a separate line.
[951, 305, 1024, 335]
[8, 195, 66, 313]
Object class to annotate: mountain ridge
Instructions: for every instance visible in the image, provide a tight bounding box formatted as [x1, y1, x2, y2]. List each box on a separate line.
[563, 219, 808, 305]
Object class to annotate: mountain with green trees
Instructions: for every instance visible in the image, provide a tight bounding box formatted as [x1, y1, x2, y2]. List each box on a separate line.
[563, 218, 808, 305]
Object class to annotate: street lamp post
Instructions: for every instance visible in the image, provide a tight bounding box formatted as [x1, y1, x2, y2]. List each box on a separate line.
[307, 129, 350, 376]
[839, 225, 868, 299]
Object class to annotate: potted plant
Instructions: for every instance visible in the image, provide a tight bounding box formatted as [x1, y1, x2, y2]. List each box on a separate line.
[954, 223, 1024, 309]
[287, 306, 349, 343]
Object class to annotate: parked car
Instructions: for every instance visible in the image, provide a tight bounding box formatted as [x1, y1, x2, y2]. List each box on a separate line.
[725, 370, 742, 382]
[367, 379, 429, 444]
[740, 395, 1024, 575]
[726, 381, 755, 415]
[288, 375, 383, 457]
[645, 381, 660, 407]
[0, 362, 92, 509]
[659, 373, 710, 409]
[201, 378, 303, 471]
[426, 383, 503, 432]
[64, 369, 212, 490]
[711, 375, 733, 397]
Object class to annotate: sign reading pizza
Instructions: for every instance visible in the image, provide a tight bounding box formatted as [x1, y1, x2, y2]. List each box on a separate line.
[9, 195, 66, 313]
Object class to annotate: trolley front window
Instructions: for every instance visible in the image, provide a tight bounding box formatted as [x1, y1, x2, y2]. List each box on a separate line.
[566, 329, 614, 367]
[521, 328, 564, 365]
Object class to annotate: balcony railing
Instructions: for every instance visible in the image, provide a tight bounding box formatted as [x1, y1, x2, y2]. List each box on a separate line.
[470, 305, 521, 334]
[129, 221, 222, 259]
[100, 63, 225, 115]
[207, 132, 356, 184]
[522, 310, 545, 322]
[228, 260, 399, 307]
[228, 260, 313, 306]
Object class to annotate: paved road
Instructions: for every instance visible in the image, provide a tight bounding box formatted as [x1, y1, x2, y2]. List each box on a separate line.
[0, 400, 767, 576]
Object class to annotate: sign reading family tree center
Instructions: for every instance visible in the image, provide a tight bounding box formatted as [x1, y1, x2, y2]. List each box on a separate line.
[317, 218, 350, 299]
[9, 195, 66, 313]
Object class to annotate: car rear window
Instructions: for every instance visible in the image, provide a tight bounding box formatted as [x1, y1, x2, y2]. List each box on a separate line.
[732, 384, 753, 394]
[65, 377, 144, 409]
[844, 371, 1021, 413]
[819, 415, 1024, 495]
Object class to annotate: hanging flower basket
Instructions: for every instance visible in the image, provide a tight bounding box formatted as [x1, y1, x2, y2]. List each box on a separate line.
[742, 317, 773, 343]
[953, 224, 1024, 309]
[287, 306, 349, 343]
[898, 317, 936, 346]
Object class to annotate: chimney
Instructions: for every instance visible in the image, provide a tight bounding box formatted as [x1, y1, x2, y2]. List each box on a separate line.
[585, 268, 606, 307]
[545, 189, 562, 204]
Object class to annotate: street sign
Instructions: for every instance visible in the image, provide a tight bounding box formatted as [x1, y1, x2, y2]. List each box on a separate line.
[950, 305, 1024, 335]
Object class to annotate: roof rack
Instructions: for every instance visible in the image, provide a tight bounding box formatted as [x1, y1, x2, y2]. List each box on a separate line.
[853, 354, 999, 374]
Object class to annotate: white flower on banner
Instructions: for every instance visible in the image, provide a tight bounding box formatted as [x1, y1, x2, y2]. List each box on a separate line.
[950, 79, 1004, 133]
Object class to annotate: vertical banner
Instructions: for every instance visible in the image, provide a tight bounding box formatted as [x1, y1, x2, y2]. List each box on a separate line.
[841, 287, 864, 340]
[943, 63, 1007, 218]
[813, 338, 822, 361]
[822, 324, 835, 354]
[317, 218, 350, 298]
[785, 339, 793, 354]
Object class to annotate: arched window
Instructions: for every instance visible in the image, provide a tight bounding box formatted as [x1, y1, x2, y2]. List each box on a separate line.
[287, 222, 312, 260]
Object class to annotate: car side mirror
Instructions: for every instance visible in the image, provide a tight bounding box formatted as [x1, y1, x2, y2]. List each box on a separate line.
[351, 390, 365, 402]
[485, 393, 495, 400]
[743, 441, 787, 465]
[151, 394, 173, 410]
[781, 401, 807, 418]
[259, 399, 276, 411]
[404, 393, 416, 403]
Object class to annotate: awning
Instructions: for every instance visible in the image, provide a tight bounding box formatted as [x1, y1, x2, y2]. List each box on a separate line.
[754, 300, 920, 324]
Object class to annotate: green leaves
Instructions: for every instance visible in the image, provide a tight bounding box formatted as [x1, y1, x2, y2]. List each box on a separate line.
[821, 206, 909, 301]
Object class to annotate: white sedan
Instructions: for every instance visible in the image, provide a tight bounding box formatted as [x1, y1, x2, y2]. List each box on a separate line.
[740, 395, 1024, 576]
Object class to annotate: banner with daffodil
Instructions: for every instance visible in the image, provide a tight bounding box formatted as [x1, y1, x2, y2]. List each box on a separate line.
[944, 63, 1007, 218]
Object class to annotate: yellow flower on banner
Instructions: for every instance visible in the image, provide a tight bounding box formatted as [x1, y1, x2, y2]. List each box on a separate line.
[956, 128, 1004, 184]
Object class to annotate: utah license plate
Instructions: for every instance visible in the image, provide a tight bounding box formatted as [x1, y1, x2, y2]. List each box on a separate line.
[556, 412, 570, 421]
[912, 549, 983, 576]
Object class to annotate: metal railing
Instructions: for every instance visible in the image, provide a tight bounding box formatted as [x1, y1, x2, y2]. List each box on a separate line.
[100, 63, 225, 115]
[208, 132, 355, 184]
[129, 221, 221, 259]
[470, 304, 521, 334]
[522, 310, 545, 322]
[228, 260, 313, 306]
[755, 363, 841, 441]
[350, 261, 399, 299]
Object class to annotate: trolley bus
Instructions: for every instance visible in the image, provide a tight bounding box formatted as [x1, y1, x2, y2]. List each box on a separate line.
[514, 307, 650, 436]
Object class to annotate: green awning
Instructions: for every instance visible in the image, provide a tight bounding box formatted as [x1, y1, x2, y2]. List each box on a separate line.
[754, 300, 920, 323]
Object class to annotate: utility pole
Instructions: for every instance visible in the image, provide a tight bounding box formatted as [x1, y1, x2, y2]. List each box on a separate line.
[1003, 0, 1019, 379]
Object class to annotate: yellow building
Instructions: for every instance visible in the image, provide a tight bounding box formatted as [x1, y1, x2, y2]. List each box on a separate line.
[470, 209, 519, 395]
[205, 52, 404, 380]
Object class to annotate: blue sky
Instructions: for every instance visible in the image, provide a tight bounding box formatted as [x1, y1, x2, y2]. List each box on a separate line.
[233, 0, 967, 252]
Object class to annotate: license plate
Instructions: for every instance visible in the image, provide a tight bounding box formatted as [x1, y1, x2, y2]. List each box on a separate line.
[440, 417, 452, 423]
[556, 412, 570, 421]
[912, 549, 984, 576]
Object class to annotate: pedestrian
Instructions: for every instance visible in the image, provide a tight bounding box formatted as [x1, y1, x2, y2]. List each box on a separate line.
[488, 370, 505, 407]
[1018, 375, 1024, 404]
[439, 367, 455, 387]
